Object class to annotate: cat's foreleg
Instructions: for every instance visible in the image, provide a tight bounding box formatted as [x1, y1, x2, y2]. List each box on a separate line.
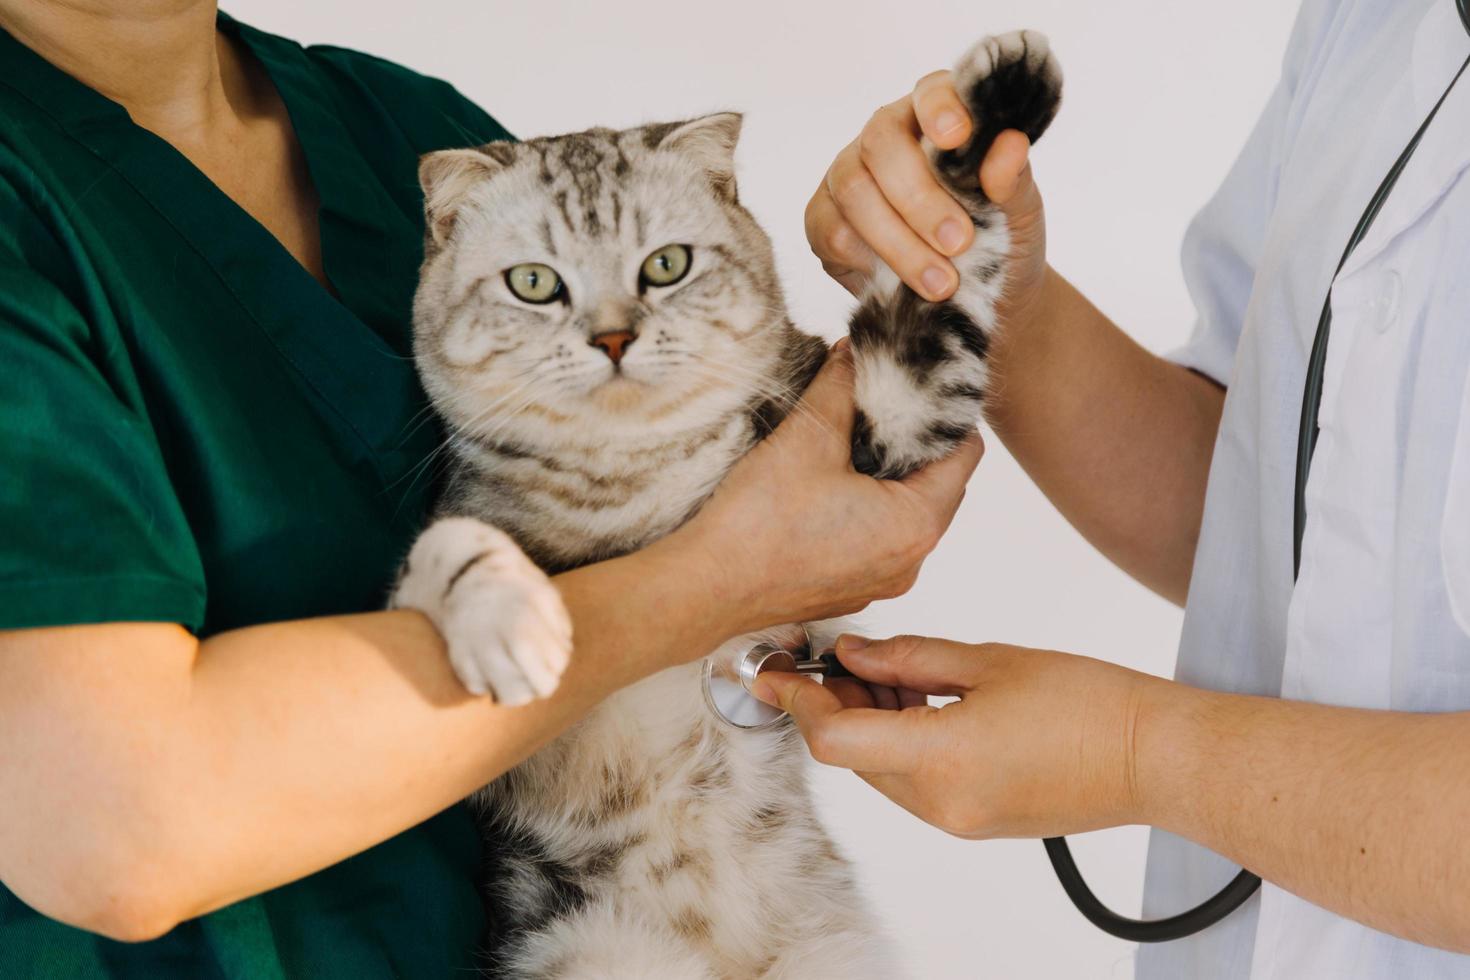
[847, 30, 1062, 480]
[847, 269, 998, 480]
[391, 516, 572, 705]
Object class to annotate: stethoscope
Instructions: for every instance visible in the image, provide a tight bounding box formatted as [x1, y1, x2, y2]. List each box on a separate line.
[703, 0, 1470, 943]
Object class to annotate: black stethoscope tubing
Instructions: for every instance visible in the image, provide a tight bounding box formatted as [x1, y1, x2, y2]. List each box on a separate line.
[1043, 0, 1470, 943]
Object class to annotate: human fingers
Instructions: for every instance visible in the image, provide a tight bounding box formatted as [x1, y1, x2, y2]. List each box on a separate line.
[897, 430, 984, 522]
[806, 182, 874, 294]
[897, 687, 929, 709]
[826, 136, 957, 301]
[778, 344, 857, 449]
[979, 130, 1037, 210]
[750, 672, 931, 773]
[833, 634, 987, 696]
[823, 676, 879, 710]
[855, 97, 974, 257]
[911, 69, 973, 149]
[864, 681, 900, 711]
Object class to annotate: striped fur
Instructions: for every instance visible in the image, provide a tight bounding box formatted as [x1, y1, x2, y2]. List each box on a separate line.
[392, 31, 1061, 978]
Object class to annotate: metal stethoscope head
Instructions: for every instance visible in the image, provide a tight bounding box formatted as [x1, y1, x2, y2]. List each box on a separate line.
[700, 624, 853, 730]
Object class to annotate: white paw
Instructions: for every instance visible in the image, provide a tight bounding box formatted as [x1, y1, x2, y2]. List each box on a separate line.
[392, 516, 572, 705]
[967, 29, 1055, 80]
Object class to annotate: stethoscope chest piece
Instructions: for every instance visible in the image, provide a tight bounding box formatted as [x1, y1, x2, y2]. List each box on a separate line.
[702, 623, 813, 730]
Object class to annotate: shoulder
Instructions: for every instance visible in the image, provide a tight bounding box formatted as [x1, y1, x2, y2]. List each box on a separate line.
[301, 41, 515, 151]
[0, 140, 89, 317]
[1280, 0, 1342, 91]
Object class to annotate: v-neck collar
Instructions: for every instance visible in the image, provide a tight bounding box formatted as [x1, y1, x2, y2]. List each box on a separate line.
[222, 14, 426, 343]
[0, 12, 439, 499]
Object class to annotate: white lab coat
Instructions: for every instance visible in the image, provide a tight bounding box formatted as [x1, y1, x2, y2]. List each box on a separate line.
[1138, 0, 1470, 976]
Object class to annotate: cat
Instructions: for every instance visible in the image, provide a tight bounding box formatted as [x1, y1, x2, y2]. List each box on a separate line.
[390, 31, 1061, 979]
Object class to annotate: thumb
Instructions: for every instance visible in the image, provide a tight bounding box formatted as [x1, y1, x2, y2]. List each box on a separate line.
[979, 130, 1041, 220]
[899, 430, 983, 517]
[833, 634, 986, 696]
[780, 342, 856, 451]
[751, 671, 841, 722]
[752, 671, 924, 774]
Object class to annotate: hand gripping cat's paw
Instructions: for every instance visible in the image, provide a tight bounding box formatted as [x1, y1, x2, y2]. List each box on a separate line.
[392, 517, 572, 705]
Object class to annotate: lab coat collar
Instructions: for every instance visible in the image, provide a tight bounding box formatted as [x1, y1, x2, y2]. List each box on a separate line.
[1339, 0, 1470, 279]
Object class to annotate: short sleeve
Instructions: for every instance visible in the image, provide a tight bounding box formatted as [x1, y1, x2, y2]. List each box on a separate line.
[0, 200, 205, 632]
[1168, 0, 1336, 384]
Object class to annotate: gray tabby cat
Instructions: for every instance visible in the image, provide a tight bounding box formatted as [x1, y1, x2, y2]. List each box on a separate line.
[391, 31, 1061, 979]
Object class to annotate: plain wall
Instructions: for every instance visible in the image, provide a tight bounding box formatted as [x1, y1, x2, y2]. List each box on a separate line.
[235, 1, 1299, 975]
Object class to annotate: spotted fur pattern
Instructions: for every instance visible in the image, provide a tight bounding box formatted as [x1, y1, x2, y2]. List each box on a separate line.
[392, 31, 1061, 978]
[850, 30, 1062, 479]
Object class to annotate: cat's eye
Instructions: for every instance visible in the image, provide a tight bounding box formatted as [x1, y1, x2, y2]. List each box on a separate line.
[505, 263, 564, 304]
[640, 244, 691, 289]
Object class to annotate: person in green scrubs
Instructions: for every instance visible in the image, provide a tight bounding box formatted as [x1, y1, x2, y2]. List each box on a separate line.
[0, 2, 981, 977]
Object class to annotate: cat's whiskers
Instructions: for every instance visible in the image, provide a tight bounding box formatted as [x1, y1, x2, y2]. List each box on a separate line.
[453, 386, 561, 457]
[390, 375, 547, 502]
[671, 360, 801, 410]
[671, 351, 842, 443]
[393, 379, 528, 447]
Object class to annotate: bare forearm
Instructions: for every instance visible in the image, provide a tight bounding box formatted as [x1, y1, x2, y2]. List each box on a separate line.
[988, 268, 1225, 603]
[0, 545, 731, 939]
[176, 547, 727, 919]
[1140, 683, 1470, 951]
[3, 347, 968, 941]
[177, 558, 713, 920]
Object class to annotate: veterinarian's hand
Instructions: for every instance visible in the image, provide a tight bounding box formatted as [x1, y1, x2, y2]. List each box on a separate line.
[661, 344, 982, 641]
[805, 74, 1047, 308]
[753, 635, 1164, 838]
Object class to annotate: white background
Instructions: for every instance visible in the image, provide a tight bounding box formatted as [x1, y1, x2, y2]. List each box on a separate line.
[238, 2, 1297, 975]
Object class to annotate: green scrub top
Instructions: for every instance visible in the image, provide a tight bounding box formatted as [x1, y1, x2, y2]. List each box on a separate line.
[0, 12, 512, 978]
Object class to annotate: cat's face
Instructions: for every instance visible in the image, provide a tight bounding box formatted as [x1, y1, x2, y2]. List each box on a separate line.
[412, 116, 789, 450]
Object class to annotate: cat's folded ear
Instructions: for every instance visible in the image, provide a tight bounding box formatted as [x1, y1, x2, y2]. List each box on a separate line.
[419, 143, 516, 246]
[651, 112, 744, 202]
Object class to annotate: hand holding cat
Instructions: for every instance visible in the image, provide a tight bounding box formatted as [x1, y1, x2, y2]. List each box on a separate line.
[663, 344, 983, 639]
[752, 635, 1169, 839]
[806, 71, 1048, 318]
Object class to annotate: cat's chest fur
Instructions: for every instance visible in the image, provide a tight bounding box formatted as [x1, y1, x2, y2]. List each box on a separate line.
[442, 385, 853, 974]
[476, 635, 852, 977]
[443, 407, 757, 571]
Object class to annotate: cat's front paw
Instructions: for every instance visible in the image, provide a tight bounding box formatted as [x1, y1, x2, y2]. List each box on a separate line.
[392, 517, 572, 705]
[930, 30, 1062, 194]
[953, 30, 1062, 145]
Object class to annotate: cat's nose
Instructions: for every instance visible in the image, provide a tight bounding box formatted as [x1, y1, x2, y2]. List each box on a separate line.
[589, 330, 637, 365]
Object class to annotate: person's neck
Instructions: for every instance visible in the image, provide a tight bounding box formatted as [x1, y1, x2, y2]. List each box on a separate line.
[0, 1, 258, 141]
